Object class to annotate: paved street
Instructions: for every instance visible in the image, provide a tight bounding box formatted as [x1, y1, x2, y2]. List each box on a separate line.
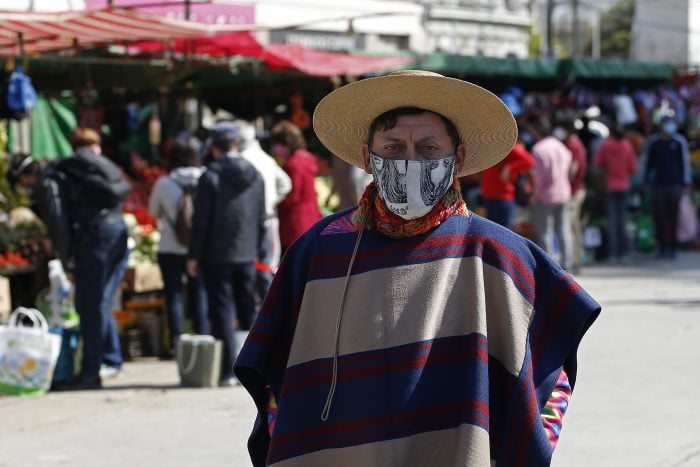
[2, 251, 700, 467]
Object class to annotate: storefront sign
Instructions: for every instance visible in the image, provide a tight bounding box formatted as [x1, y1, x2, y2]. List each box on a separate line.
[270, 29, 363, 52]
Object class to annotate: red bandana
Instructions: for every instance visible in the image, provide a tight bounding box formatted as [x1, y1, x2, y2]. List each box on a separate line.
[352, 179, 469, 238]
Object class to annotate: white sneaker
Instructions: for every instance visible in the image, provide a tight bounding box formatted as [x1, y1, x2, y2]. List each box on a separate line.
[99, 365, 121, 379]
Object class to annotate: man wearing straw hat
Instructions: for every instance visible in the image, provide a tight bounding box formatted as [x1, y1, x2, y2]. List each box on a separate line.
[234, 70, 601, 466]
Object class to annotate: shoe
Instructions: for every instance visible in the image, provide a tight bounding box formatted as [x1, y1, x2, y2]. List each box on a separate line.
[99, 364, 121, 380]
[51, 376, 102, 392]
[219, 377, 240, 387]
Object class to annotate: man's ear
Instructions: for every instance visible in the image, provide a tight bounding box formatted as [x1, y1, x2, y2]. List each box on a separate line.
[454, 143, 467, 178]
[362, 144, 372, 175]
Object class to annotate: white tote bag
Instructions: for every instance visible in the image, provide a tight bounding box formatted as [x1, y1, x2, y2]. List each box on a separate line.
[0, 307, 62, 396]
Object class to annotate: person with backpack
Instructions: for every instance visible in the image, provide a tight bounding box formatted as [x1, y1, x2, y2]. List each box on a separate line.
[11, 128, 132, 390]
[6, 150, 126, 383]
[148, 140, 209, 356]
[186, 122, 266, 387]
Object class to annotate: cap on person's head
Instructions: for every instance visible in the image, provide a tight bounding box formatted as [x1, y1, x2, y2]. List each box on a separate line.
[312, 69, 517, 177]
[70, 127, 101, 150]
[209, 121, 241, 152]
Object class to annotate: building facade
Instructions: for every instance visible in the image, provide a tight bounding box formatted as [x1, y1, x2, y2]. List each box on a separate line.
[632, 0, 700, 68]
[255, 0, 533, 58]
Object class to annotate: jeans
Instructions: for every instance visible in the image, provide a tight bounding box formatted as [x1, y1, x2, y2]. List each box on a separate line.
[652, 185, 684, 252]
[73, 212, 128, 382]
[202, 261, 257, 380]
[531, 201, 573, 270]
[605, 191, 629, 259]
[568, 189, 586, 267]
[101, 247, 131, 369]
[157, 253, 209, 349]
[483, 199, 516, 230]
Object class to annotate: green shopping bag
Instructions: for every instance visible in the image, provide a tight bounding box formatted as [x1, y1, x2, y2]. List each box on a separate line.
[635, 214, 655, 253]
[0, 307, 62, 396]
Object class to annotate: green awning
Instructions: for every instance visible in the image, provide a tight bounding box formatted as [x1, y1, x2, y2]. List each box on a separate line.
[560, 58, 674, 80]
[411, 53, 560, 79]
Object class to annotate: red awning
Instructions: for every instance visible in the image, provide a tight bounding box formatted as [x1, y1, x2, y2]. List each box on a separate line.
[0, 7, 245, 56]
[127, 34, 412, 77]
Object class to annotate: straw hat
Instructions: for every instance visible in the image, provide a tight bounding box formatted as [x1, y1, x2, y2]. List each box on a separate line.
[313, 70, 518, 177]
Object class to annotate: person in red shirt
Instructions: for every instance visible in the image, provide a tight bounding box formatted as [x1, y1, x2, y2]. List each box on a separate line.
[270, 120, 323, 253]
[480, 132, 535, 230]
[593, 124, 638, 263]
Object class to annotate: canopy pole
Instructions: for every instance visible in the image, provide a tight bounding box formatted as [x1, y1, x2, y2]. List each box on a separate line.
[185, 0, 191, 20]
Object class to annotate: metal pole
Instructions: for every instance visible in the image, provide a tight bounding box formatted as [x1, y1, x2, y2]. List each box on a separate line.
[592, 11, 600, 59]
[546, 0, 554, 57]
[185, 0, 191, 20]
[572, 0, 580, 57]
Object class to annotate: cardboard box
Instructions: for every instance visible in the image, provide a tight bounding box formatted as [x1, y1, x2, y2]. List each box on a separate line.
[0, 276, 10, 323]
[122, 263, 164, 293]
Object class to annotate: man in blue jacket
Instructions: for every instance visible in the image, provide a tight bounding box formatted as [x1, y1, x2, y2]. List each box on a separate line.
[642, 115, 692, 259]
[186, 122, 266, 386]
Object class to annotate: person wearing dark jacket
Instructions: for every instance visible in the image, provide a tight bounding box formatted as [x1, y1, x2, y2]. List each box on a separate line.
[10, 128, 131, 390]
[186, 122, 266, 386]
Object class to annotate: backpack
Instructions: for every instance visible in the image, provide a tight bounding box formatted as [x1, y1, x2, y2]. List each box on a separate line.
[170, 178, 197, 247]
[4, 65, 37, 120]
[57, 147, 131, 210]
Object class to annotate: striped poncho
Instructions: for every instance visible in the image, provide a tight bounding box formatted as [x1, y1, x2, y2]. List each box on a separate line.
[234, 209, 600, 467]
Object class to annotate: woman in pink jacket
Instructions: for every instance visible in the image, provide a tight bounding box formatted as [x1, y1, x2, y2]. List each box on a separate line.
[593, 124, 638, 263]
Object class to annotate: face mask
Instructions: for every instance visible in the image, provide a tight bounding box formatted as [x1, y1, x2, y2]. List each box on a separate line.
[272, 143, 290, 159]
[370, 153, 455, 220]
[662, 122, 677, 134]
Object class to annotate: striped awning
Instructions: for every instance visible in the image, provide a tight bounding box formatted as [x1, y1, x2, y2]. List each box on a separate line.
[0, 7, 246, 56]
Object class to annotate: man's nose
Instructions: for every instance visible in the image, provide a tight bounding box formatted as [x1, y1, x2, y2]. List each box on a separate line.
[402, 144, 419, 160]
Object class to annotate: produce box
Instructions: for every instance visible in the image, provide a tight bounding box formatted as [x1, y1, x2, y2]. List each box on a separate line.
[122, 263, 163, 293]
[0, 276, 9, 323]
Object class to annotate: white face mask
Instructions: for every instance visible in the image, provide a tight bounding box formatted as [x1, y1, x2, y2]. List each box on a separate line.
[370, 153, 455, 220]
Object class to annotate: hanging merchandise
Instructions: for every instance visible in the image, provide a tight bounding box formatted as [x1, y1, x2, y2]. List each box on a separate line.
[149, 109, 161, 147]
[3, 65, 37, 120]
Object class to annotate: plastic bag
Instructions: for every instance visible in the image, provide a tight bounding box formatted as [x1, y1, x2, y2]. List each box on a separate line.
[0, 307, 61, 395]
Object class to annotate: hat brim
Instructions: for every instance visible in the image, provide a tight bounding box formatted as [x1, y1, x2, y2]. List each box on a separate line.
[313, 71, 517, 177]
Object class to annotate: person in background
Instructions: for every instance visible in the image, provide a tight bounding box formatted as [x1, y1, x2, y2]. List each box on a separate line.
[479, 126, 535, 230]
[187, 122, 266, 386]
[592, 124, 638, 264]
[234, 119, 292, 304]
[148, 140, 209, 356]
[25, 128, 131, 389]
[234, 70, 600, 466]
[7, 153, 125, 381]
[555, 120, 588, 272]
[642, 115, 691, 259]
[269, 120, 322, 254]
[529, 118, 574, 271]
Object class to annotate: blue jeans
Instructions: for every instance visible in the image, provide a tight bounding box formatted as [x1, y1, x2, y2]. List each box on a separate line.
[605, 191, 629, 259]
[157, 253, 209, 349]
[101, 247, 131, 369]
[73, 212, 128, 382]
[484, 199, 516, 230]
[202, 261, 256, 380]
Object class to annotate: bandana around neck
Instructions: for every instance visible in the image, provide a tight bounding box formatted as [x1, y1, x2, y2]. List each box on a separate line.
[352, 179, 468, 239]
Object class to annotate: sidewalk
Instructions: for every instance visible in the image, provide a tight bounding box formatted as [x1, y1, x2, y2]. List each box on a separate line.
[1, 250, 700, 466]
